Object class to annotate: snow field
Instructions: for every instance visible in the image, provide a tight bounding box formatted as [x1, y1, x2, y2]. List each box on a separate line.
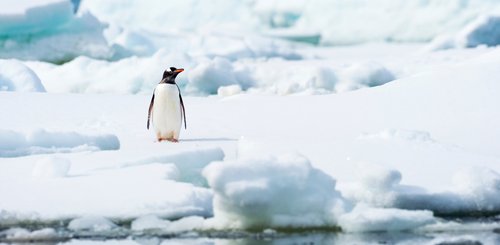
[0, 129, 120, 157]
[32, 156, 71, 178]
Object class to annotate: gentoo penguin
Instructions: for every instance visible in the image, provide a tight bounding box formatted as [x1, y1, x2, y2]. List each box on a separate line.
[147, 67, 186, 142]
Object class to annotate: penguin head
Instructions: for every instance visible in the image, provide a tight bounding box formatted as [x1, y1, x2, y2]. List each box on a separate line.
[162, 67, 184, 83]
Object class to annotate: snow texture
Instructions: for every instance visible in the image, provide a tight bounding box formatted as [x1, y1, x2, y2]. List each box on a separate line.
[68, 216, 117, 231]
[427, 14, 500, 50]
[0, 227, 58, 242]
[0, 0, 111, 62]
[32, 156, 71, 178]
[203, 153, 350, 229]
[338, 204, 435, 232]
[131, 215, 170, 231]
[0, 129, 120, 157]
[0, 59, 45, 92]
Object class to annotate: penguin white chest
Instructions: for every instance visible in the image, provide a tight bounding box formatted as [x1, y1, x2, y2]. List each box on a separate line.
[152, 84, 182, 140]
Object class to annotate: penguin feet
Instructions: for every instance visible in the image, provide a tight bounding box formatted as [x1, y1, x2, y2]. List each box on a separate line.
[157, 137, 178, 143]
[167, 138, 179, 143]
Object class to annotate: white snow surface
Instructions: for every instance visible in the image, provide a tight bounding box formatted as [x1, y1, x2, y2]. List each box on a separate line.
[32, 156, 71, 178]
[2, 1, 500, 238]
[0, 129, 119, 157]
[203, 153, 350, 229]
[338, 204, 435, 232]
[0, 227, 58, 242]
[0, 59, 45, 92]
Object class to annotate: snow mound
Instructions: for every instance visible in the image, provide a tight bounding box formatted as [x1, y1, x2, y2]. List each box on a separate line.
[336, 61, 395, 92]
[339, 205, 435, 232]
[0, 129, 120, 157]
[186, 57, 252, 95]
[0, 59, 46, 92]
[451, 167, 500, 212]
[250, 64, 338, 95]
[32, 156, 71, 178]
[131, 215, 205, 233]
[68, 216, 117, 232]
[218, 85, 243, 97]
[427, 15, 500, 50]
[203, 153, 350, 229]
[344, 163, 500, 215]
[0, 228, 59, 242]
[0, 0, 111, 62]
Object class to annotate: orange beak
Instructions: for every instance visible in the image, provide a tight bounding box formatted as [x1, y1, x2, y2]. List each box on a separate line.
[175, 68, 184, 73]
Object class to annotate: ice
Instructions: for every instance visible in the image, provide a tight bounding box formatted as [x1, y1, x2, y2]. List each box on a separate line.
[32, 156, 71, 178]
[0, 59, 45, 92]
[0, 0, 73, 34]
[167, 216, 205, 233]
[338, 204, 435, 232]
[131, 215, 170, 231]
[343, 164, 500, 215]
[457, 15, 500, 48]
[203, 153, 350, 229]
[0, 129, 120, 157]
[427, 15, 500, 50]
[68, 216, 117, 232]
[0, 227, 58, 242]
[0, 0, 111, 62]
[336, 61, 395, 92]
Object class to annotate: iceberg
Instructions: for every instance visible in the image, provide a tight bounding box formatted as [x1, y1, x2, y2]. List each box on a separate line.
[0, 0, 111, 63]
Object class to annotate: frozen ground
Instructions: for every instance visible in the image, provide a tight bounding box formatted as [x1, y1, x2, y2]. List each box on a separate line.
[2, 0, 500, 244]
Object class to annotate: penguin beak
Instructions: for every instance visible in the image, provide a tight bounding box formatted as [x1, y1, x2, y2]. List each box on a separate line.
[174, 68, 184, 73]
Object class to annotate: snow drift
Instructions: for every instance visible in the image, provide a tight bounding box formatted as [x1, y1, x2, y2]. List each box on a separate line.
[0, 59, 46, 92]
[203, 153, 351, 229]
[0, 129, 120, 157]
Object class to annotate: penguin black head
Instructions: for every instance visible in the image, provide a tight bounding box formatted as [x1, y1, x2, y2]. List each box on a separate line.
[162, 67, 184, 84]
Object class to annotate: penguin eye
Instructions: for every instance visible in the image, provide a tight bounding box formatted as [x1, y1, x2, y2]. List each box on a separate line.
[170, 67, 176, 72]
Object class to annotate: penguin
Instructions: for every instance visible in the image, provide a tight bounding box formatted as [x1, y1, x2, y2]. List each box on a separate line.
[147, 67, 186, 142]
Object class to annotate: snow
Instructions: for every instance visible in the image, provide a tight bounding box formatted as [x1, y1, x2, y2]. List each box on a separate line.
[32, 156, 71, 178]
[0, 129, 120, 157]
[338, 204, 435, 232]
[0, 1, 110, 62]
[203, 153, 350, 229]
[1, 0, 500, 238]
[80, 0, 500, 45]
[131, 215, 170, 231]
[336, 61, 395, 92]
[68, 216, 117, 231]
[0, 227, 58, 242]
[0, 59, 45, 92]
[427, 15, 500, 50]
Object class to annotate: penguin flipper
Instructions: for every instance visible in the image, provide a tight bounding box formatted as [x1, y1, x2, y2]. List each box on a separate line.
[147, 91, 155, 129]
[179, 93, 187, 129]
[176, 84, 187, 129]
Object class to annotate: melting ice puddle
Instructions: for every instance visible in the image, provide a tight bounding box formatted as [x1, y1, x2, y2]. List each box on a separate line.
[1, 219, 500, 245]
